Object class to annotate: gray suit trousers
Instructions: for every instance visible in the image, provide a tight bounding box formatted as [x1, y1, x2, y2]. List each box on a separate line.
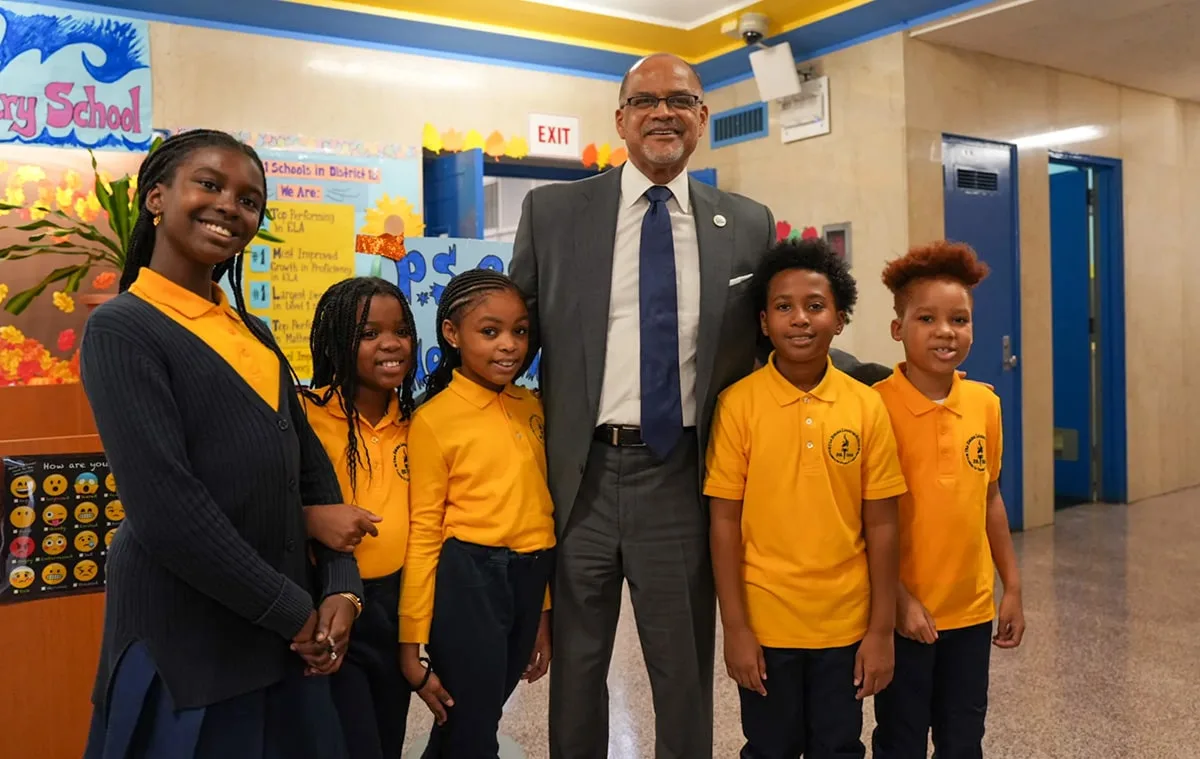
[549, 431, 715, 759]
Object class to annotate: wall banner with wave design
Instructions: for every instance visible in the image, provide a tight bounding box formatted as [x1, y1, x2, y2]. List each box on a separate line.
[0, 1, 152, 151]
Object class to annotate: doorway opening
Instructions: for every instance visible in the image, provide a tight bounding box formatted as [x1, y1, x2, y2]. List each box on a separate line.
[1048, 154, 1127, 508]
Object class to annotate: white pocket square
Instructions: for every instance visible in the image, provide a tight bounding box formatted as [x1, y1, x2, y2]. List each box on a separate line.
[729, 273, 753, 287]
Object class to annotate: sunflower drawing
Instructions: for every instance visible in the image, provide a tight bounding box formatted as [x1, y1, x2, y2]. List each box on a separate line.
[359, 194, 425, 238]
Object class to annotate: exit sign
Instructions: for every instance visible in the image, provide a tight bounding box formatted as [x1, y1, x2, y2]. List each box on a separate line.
[528, 113, 580, 159]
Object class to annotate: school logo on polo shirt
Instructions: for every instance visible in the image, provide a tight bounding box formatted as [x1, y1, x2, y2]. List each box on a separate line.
[393, 443, 410, 481]
[965, 434, 988, 472]
[529, 414, 545, 443]
[828, 429, 861, 465]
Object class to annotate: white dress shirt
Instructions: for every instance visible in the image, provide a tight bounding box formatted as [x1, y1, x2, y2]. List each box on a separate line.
[597, 162, 701, 428]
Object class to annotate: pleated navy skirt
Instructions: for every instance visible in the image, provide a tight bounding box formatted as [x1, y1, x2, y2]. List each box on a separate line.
[84, 641, 348, 759]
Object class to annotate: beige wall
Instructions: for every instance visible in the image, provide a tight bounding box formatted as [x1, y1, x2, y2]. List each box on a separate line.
[903, 37, 1200, 516]
[150, 24, 624, 157]
[692, 34, 912, 367]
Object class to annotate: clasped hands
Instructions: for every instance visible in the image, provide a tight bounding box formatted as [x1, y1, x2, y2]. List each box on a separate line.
[291, 502, 381, 675]
[291, 593, 358, 676]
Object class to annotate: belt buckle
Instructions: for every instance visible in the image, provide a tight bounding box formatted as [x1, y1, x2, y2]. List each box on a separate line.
[611, 426, 621, 447]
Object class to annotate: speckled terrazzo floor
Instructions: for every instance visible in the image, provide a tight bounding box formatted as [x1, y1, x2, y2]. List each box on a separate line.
[402, 490, 1200, 758]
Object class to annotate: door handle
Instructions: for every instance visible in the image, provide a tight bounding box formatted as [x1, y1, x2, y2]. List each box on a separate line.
[1002, 335, 1018, 370]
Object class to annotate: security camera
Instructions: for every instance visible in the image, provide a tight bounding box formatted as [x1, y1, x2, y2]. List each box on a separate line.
[739, 13, 769, 46]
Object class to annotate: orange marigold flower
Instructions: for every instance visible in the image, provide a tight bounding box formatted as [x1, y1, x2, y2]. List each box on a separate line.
[92, 271, 117, 291]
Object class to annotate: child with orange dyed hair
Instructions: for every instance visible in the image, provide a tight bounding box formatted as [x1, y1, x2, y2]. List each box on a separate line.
[871, 241, 1025, 759]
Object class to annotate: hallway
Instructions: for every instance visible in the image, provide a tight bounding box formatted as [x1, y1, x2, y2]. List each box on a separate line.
[403, 489, 1200, 757]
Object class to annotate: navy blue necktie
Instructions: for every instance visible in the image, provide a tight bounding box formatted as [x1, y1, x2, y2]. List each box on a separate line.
[640, 185, 683, 459]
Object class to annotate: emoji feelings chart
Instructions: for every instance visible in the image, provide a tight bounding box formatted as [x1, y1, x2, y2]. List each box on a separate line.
[3, 454, 119, 603]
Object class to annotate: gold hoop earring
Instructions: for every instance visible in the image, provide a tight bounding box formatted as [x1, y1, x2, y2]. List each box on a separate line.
[153, 214, 162, 227]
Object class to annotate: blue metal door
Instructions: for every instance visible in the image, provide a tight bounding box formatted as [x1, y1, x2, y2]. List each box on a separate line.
[1049, 167, 1092, 502]
[942, 136, 1024, 529]
[423, 148, 484, 238]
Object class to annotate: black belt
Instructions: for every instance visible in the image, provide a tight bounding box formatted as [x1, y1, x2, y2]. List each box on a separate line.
[594, 424, 645, 447]
[593, 425, 697, 447]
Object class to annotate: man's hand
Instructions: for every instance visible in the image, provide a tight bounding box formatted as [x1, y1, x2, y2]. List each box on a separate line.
[523, 611, 552, 683]
[724, 625, 767, 696]
[854, 630, 895, 700]
[304, 504, 382, 552]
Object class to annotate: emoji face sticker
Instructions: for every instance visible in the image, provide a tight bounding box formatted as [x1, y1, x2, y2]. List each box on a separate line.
[10, 536, 35, 559]
[105, 473, 117, 493]
[105, 528, 118, 547]
[9, 475, 35, 499]
[42, 562, 67, 585]
[75, 530, 99, 553]
[75, 502, 99, 524]
[9, 565, 35, 590]
[74, 472, 100, 496]
[43, 474, 68, 497]
[42, 533, 67, 556]
[42, 503, 68, 527]
[105, 500, 125, 522]
[74, 560, 99, 582]
[9, 505, 35, 529]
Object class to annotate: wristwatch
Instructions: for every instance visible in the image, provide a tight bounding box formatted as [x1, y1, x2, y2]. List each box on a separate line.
[336, 592, 363, 618]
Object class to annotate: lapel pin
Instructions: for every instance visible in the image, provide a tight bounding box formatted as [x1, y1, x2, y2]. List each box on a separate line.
[713, 214, 727, 228]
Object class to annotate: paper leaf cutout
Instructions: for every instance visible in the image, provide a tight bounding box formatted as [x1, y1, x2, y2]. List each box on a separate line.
[441, 129, 464, 152]
[610, 147, 628, 166]
[463, 130, 485, 151]
[581, 143, 598, 168]
[505, 136, 530, 159]
[484, 130, 507, 159]
[597, 143, 611, 169]
[422, 123, 443, 153]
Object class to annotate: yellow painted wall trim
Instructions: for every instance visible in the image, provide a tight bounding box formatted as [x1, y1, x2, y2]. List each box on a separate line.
[285, 0, 878, 62]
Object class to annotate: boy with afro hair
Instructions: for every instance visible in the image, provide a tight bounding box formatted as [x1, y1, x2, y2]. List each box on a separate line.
[871, 240, 1025, 759]
[706, 237, 907, 758]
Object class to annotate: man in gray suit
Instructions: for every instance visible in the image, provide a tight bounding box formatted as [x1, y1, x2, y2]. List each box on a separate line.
[511, 53, 775, 758]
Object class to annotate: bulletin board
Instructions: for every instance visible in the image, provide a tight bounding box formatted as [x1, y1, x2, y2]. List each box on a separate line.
[231, 149, 423, 381]
[2, 453, 119, 604]
[386, 236, 537, 389]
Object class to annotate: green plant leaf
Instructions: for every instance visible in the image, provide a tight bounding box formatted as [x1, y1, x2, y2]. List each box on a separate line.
[7, 217, 122, 258]
[1, 248, 101, 262]
[106, 176, 133, 250]
[2, 265, 86, 315]
[65, 265, 90, 292]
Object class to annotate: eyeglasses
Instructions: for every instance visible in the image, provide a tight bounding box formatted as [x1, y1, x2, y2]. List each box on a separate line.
[622, 94, 703, 111]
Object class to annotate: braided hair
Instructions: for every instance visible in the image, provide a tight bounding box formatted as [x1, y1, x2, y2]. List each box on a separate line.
[120, 130, 304, 389]
[305, 277, 418, 495]
[425, 268, 526, 400]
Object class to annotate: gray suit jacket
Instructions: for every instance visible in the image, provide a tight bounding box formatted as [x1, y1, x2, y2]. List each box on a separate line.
[510, 165, 775, 531]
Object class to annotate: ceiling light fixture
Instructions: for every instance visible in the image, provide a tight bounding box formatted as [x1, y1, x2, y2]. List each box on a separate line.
[1011, 125, 1104, 149]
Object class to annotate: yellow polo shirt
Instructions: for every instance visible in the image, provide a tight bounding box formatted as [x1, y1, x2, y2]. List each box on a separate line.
[305, 389, 409, 580]
[874, 365, 1001, 631]
[400, 371, 556, 644]
[704, 356, 908, 649]
[129, 268, 279, 410]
